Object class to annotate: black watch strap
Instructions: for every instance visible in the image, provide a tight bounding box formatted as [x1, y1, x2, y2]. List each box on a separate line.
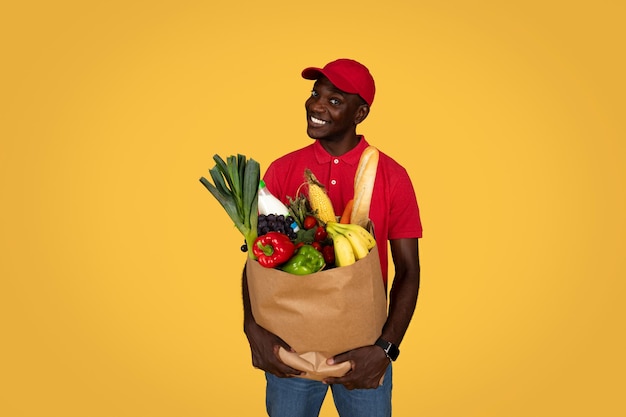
[375, 337, 400, 361]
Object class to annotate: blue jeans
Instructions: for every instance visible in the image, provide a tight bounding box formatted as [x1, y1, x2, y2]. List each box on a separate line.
[265, 365, 392, 417]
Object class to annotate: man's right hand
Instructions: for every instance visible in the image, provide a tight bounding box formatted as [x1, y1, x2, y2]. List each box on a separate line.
[244, 319, 303, 378]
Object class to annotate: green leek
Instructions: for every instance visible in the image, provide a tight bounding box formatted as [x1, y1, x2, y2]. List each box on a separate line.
[200, 154, 260, 259]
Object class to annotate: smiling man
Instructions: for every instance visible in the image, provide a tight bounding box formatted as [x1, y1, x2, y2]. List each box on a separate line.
[242, 58, 423, 417]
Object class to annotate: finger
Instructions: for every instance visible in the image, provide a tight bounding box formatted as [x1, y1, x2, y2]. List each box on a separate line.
[274, 343, 296, 356]
[269, 360, 303, 378]
[274, 369, 302, 378]
[327, 352, 351, 365]
[273, 345, 305, 376]
[281, 366, 305, 377]
[322, 376, 338, 385]
[323, 375, 355, 388]
[322, 363, 354, 385]
[273, 335, 293, 352]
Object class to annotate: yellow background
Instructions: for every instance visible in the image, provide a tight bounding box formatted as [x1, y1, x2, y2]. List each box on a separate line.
[1, 1, 624, 416]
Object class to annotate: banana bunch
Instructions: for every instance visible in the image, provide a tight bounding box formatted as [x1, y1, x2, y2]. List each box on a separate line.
[326, 221, 376, 267]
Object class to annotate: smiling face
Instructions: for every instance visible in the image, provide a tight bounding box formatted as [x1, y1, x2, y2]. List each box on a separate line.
[305, 77, 369, 144]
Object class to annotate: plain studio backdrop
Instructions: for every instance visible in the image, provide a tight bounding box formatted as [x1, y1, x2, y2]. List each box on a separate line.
[1, 1, 624, 416]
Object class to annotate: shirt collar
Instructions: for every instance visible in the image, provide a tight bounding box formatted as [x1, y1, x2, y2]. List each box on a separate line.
[312, 136, 370, 166]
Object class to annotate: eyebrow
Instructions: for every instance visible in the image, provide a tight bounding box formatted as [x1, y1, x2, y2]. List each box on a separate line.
[313, 82, 347, 96]
[329, 87, 347, 96]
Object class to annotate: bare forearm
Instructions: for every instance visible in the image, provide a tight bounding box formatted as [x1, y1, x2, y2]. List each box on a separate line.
[381, 238, 421, 347]
[382, 268, 419, 346]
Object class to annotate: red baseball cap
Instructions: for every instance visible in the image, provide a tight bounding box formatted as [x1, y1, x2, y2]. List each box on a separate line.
[302, 58, 376, 106]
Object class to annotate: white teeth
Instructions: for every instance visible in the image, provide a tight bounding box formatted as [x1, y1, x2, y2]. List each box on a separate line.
[311, 116, 327, 125]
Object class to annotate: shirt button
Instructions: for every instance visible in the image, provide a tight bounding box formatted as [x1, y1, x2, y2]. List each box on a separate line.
[330, 179, 337, 185]
[333, 158, 340, 164]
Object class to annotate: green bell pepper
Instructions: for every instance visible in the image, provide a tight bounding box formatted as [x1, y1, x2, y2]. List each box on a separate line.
[280, 244, 325, 275]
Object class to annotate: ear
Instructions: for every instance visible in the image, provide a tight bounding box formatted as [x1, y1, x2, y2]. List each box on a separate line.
[354, 104, 370, 125]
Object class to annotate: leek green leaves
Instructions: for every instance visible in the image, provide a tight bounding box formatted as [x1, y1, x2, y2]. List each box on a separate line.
[200, 154, 260, 259]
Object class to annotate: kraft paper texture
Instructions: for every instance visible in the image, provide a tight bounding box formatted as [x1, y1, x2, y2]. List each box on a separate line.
[246, 245, 387, 381]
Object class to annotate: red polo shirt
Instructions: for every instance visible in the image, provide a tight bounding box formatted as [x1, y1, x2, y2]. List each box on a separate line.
[263, 137, 422, 285]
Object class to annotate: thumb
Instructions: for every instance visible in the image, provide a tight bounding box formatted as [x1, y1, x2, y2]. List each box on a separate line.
[327, 352, 351, 365]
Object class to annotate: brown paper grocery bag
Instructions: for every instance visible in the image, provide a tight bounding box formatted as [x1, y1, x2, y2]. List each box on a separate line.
[246, 245, 387, 381]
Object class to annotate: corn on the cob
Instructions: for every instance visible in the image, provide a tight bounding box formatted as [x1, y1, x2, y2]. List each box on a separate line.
[304, 169, 336, 224]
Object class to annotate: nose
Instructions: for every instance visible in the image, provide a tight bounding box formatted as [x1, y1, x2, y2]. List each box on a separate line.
[308, 97, 325, 114]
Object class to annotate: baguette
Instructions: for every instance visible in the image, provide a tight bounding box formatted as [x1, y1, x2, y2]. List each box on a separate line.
[351, 146, 379, 227]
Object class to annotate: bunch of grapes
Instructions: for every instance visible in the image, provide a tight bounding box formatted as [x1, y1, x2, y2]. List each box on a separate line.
[257, 214, 298, 240]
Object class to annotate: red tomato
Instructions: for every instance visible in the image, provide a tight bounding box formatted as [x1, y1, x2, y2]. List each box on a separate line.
[314, 226, 328, 242]
[322, 245, 335, 265]
[303, 215, 318, 230]
[311, 242, 323, 252]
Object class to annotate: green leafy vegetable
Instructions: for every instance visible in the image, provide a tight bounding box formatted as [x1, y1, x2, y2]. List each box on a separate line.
[200, 154, 260, 259]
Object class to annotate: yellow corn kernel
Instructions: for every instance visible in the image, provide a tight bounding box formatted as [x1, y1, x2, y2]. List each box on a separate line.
[304, 169, 336, 224]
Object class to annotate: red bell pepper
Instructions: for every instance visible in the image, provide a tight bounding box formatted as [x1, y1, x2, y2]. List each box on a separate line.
[253, 232, 295, 268]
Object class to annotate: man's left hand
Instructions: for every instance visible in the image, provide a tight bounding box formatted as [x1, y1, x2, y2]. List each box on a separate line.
[322, 345, 390, 390]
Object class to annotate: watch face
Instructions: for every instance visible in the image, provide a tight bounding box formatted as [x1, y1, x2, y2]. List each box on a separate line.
[376, 338, 399, 361]
[388, 344, 400, 360]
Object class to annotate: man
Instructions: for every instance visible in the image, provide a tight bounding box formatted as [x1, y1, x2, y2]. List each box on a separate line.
[242, 58, 422, 417]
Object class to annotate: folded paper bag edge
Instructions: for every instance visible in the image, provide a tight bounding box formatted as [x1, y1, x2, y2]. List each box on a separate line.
[278, 348, 385, 385]
[278, 347, 351, 381]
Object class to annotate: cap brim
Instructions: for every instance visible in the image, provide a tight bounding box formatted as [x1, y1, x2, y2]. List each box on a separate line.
[301, 67, 324, 80]
[301, 67, 358, 96]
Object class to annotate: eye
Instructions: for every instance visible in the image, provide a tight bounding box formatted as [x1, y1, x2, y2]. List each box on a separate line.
[310, 90, 319, 97]
[329, 98, 341, 105]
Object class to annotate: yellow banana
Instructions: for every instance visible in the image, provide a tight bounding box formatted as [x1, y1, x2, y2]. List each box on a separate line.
[327, 222, 376, 250]
[330, 233, 356, 266]
[347, 232, 370, 260]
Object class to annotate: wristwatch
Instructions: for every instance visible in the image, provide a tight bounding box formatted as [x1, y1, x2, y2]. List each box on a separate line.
[375, 337, 400, 361]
